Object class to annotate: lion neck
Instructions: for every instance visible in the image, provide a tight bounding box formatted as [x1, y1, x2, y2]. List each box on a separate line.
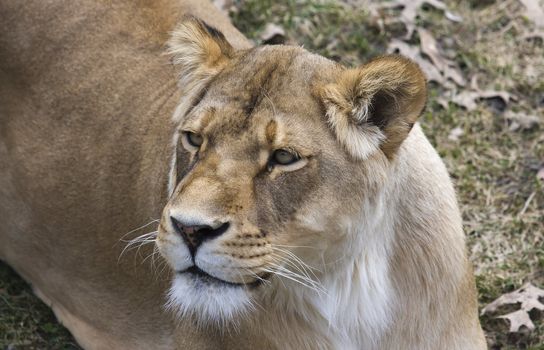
[247, 192, 396, 350]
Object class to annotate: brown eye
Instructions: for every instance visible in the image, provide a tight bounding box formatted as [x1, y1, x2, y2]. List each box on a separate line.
[271, 149, 299, 166]
[186, 132, 203, 148]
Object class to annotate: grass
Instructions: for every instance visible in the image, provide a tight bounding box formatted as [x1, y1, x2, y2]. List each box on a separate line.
[0, 262, 80, 349]
[1, 0, 542, 348]
[231, 0, 389, 64]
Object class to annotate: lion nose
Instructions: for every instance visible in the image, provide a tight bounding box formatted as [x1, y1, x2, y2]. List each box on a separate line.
[170, 216, 230, 255]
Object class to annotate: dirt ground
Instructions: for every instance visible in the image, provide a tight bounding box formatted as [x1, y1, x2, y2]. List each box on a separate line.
[1, 0, 542, 349]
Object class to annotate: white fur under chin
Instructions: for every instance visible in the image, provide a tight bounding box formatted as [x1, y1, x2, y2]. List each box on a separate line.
[166, 273, 255, 327]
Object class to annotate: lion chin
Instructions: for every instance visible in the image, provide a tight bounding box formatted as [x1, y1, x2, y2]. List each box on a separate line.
[167, 271, 255, 326]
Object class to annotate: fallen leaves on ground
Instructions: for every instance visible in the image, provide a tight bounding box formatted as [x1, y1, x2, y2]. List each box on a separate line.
[418, 28, 465, 86]
[447, 126, 464, 142]
[387, 39, 449, 86]
[482, 283, 544, 332]
[372, 0, 544, 116]
[519, 0, 544, 29]
[505, 111, 541, 131]
[437, 76, 516, 111]
[537, 167, 544, 182]
[448, 89, 516, 111]
[519, 0, 544, 42]
[369, 0, 461, 38]
[374, 1, 466, 90]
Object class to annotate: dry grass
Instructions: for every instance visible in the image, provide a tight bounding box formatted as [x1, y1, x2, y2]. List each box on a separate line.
[1, 0, 542, 348]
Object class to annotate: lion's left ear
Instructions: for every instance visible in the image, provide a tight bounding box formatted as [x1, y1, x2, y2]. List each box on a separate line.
[319, 55, 427, 160]
[168, 16, 234, 91]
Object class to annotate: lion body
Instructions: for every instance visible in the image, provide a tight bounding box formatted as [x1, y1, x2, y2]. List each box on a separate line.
[0, 1, 248, 348]
[0, 1, 486, 349]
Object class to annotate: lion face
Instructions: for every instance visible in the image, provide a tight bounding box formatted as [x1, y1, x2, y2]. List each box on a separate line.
[158, 45, 367, 322]
[157, 18, 426, 324]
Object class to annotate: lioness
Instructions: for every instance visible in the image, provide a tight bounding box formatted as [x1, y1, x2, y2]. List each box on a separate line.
[0, 0, 486, 349]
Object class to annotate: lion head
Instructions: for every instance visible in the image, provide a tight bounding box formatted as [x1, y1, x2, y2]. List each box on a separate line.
[156, 17, 426, 326]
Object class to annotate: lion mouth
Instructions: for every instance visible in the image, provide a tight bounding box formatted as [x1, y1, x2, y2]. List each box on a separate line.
[179, 266, 269, 288]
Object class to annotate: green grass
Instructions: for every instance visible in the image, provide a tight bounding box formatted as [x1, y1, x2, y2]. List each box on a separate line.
[231, 0, 388, 65]
[1, 0, 543, 348]
[0, 262, 80, 349]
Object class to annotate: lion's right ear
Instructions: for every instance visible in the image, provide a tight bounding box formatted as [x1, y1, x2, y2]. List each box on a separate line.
[168, 16, 234, 91]
[318, 55, 427, 160]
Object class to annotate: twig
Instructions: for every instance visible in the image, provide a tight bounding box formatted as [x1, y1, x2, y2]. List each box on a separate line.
[518, 191, 536, 217]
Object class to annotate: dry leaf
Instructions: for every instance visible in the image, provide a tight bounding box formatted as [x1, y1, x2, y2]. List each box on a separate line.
[519, 0, 544, 29]
[418, 29, 465, 86]
[482, 283, 544, 314]
[388, 32, 465, 88]
[418, 29, 447, 71]
[436, 97, 449, 109]
[506, 111, 541, 131]
[482, 283, 544, 333]
[537, 167, 544, 182]
[451, 91, 479, 110]
[444, 11, 463, 23]
[450, 90, 515, 111]
[523, 31, 544, 41]
[387, 39, 449, 86]
[370, 0, 460, 38]
[448, 126, 464, 141]
[477, 90, 516, 104]
[260, 23, 286, 45]
[377, 2, 465, 89]
[499, 309, 536, 332]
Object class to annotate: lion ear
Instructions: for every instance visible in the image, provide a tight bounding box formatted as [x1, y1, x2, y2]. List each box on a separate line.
[168, 16, 234, 90]
[319, 55, 427, 160]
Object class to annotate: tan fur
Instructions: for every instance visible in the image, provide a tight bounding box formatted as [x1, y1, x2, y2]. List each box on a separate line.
[1, 2, 486, 349]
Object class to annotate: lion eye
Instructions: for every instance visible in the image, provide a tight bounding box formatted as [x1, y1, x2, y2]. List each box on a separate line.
[185, 132, 203, 148]
[271, 149, 299, 166]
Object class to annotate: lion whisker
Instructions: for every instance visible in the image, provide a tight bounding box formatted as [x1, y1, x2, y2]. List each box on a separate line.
[268, 253, 325, 291]
[269, 252, 315, 285]
[142, 244, 161, 265]
[263, 259, 327, 295]
[269, 249, 323, 289]
[118, 230, 158, 262]
[241, 267, 272, 286]
[118, 219, 159, 241]
[272, 244, 319, 250]
[271, 246, 323, 275]
[262, 264, 326, 295]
